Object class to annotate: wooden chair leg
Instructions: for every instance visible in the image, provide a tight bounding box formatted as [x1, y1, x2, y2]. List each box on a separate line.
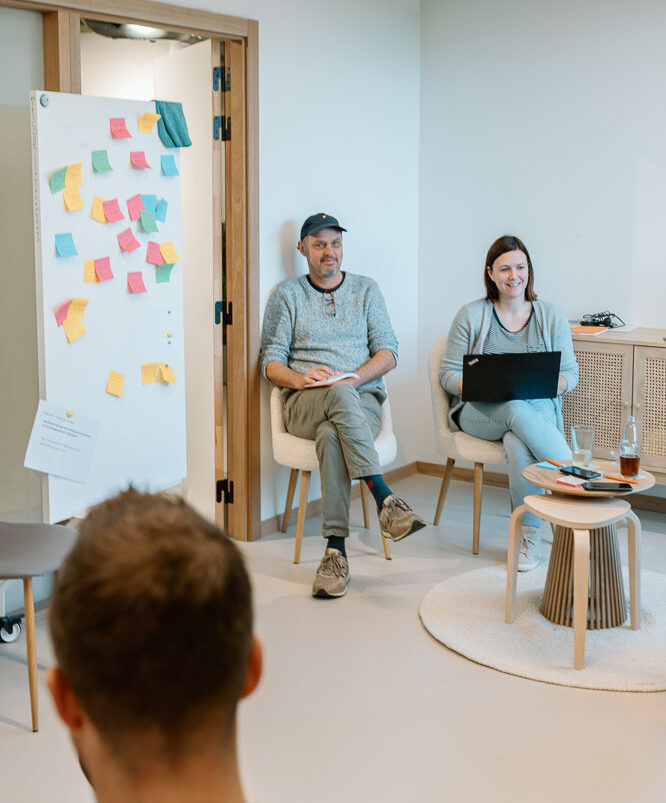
[625, 511, 642, 630]
[472, 462, 483, 555]
[23, 577, 38, 732]
[434, 458, 455, 525]
[380, 531, 392, 560]
[505, 505, 525, 623]
[572, 529, 590, 670]
[359, 480, 370, 529]
[293, 471, 310, 564]
[281, 469, 299, 533]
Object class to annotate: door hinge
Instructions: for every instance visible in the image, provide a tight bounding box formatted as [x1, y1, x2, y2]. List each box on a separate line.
[213, 66, 222, 91]
[213, 64, 231, 92]
[213, 115, 231, 141]
[217, 479, 234, 504]
[215, 300, 232, 326]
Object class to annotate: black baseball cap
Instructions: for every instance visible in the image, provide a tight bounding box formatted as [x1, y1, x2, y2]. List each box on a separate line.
[300, 212, 347, 241]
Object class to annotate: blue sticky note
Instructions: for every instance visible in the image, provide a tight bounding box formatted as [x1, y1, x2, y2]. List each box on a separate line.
[535, 461, 561, 471]
[55, 232, 77, 257]
[141, 194, 157, 212]
[160, 154, 179, 176]
[155, 198, 168, 223]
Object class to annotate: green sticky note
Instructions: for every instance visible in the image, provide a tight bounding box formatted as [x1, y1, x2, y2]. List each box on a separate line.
[49, 167, 67, 194]
[155, 263, 174, 283]
[140, 210, 159, 233]
[91, 149, 113, 173]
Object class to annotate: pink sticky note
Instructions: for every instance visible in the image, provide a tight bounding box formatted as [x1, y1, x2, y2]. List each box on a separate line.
[110, 117, 131, 139]
[127, 271, 147, 294]
[130, 151, 151, 169]
[118, 228, 141, 253]
[126, 193, 145, 221]
[102, 198, 125, 223]
[146, 241, 164, 265]
[94, 256, 114, 281]
[54, 299, 72, 327]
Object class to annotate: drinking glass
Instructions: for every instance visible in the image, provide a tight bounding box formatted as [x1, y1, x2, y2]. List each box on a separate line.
[571, 425, 595, 467]
[619, 442, 642, 477]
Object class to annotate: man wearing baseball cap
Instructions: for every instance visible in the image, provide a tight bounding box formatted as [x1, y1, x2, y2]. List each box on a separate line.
[261, 212, 425, 598]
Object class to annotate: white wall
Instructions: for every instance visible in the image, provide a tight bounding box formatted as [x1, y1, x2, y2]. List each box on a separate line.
[164, 0, 421, 521]
[418, 0, 666, 466]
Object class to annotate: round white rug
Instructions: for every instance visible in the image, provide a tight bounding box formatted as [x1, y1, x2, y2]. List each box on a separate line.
[419, 566, 666, 692]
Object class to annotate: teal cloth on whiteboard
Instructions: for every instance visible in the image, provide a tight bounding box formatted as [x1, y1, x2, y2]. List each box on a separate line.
[154, 100, 192, 148]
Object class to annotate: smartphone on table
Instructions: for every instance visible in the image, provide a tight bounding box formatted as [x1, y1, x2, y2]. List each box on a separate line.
[559, 465, 602, 480]
[582, 481, 633, 492]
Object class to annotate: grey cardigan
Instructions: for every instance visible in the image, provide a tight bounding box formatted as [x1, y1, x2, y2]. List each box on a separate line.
[439, 298, 579, 433]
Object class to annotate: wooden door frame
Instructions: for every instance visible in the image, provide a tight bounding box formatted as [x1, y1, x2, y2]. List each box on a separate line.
[5, 0, 260, 541]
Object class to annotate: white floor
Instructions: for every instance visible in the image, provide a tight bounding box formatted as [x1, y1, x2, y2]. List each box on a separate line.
[2, 475, 666, 802]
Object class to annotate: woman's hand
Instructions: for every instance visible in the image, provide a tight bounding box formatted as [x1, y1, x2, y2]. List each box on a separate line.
[557, 374, 568, 395]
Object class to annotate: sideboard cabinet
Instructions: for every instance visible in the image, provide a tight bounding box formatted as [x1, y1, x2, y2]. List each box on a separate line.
[562, 328, 666, 484]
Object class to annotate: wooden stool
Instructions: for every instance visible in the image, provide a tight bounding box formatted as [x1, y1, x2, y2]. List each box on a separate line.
[505, 494, 641, 670]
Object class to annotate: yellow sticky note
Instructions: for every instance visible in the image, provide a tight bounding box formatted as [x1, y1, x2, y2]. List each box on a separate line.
[106, 371, 124, 397]
[63, 185, 84, 211]
[91, 195, 106, 223]
[84, 260, 99, 283]
[63, 317, 86, 343]
[142, 362, 159, 385]
[138, 112, 161, 133]
[158, 362, 177, 385]
[67, 297, 89, 320]
[65, 162, 82, 188]
[159, 241, 181, 263]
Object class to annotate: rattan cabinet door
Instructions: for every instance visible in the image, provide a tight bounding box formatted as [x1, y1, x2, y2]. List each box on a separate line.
[562, 341, 634, 459]
[634, 346, 666, 472]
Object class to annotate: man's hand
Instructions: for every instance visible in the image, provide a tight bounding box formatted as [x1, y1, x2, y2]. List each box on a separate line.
[301, 365, 340, 387]
[266, 361, 340, 390]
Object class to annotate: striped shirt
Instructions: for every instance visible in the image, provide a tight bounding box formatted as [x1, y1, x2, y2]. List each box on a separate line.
[483, 306, 543, 354]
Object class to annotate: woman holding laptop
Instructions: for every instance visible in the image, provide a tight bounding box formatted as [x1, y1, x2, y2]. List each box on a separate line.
[439, 235, 578, 571]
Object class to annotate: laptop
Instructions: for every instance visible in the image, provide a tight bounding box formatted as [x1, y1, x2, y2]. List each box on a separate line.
[462, 351, 561, 402]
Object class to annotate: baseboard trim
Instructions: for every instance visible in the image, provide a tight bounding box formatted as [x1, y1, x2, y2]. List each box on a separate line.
[260, 459, 665, 535]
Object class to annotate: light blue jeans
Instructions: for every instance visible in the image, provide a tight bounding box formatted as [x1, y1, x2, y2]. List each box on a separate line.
[458, 398, 571, 528]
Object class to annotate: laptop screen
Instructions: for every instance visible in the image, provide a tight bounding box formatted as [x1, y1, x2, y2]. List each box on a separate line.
[462, 351, 561, 403]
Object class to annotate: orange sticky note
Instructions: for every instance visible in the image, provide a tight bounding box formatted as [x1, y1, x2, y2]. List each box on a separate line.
[127, 271, 147, 294]
[102, 198, 124, 222]
[91, 195, 106, 223]
[63, 185, 84, 211]
[66, 297, 89, 320]
[138, 112, 161, 133]
[117, 228, 140, 253]
[105, 371, 124, 397]
[141, 362, 159, 385]
[110, 117, 131, 139]
[158, 362, 177, 384]
[130, 151, 151, 169]
[63, 317, 86, 343]
[84, 259, 99, 283]
[65, 162, 82, 188]
[159, 241, 180, 263]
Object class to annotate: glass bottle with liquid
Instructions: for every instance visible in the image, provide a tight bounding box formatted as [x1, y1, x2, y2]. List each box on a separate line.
[619, 414, 641, 477]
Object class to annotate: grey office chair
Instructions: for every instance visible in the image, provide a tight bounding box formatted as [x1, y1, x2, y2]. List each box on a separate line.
[0, 521, 77, 731]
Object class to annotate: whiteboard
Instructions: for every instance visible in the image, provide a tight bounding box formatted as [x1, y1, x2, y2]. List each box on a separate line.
[30, 90, 186, 523]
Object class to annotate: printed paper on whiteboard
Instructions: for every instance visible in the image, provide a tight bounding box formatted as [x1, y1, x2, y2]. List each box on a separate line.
[24, 400, 100, 483]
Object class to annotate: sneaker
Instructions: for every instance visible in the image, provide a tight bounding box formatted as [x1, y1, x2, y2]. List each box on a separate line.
[312, 548, 350, 598]
[518, 526, 541, 572]
[378, 495, 426, 542]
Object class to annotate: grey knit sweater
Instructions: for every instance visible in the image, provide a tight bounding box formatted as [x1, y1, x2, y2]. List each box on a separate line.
[260, 273, 398, 391]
